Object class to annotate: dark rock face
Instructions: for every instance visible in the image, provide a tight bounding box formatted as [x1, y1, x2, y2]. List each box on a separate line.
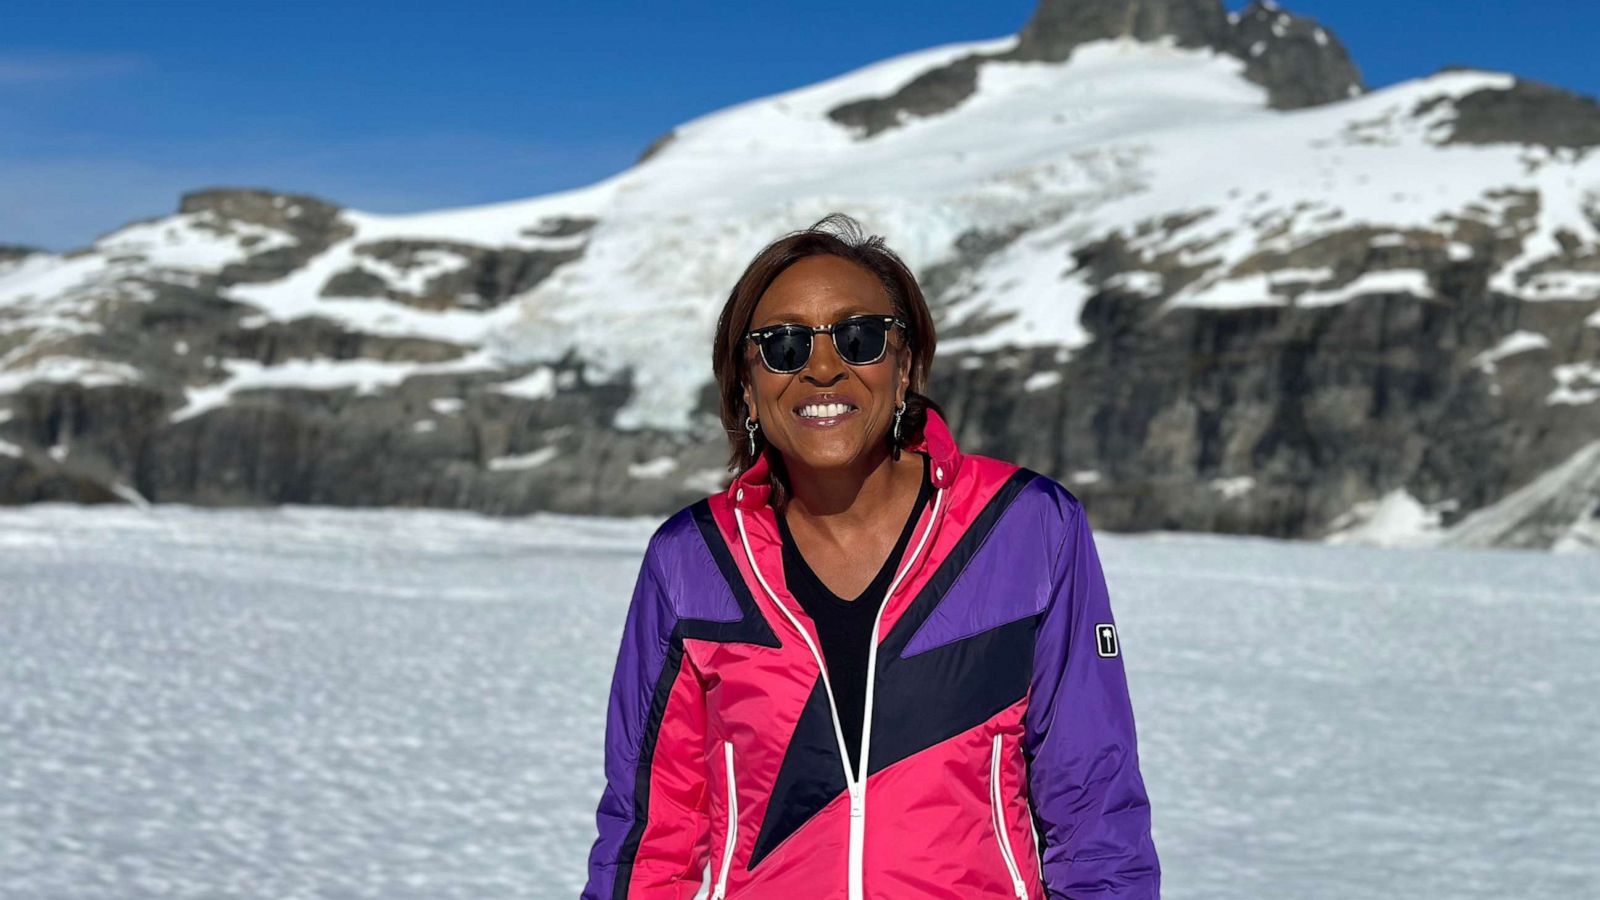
[826, 0, 1364, 138]
[1011, 0, 1230, 61]
[178, 188, 357, 287]
[1437, 76, 1600, 149]
[0, 245, 43, 264]
[829, 56, 986, 141]
[636, 128, 678, 164]
[321, 239, 586, 311]
[922, 282, 1600, 542]
[1225, 1, 1364, 108]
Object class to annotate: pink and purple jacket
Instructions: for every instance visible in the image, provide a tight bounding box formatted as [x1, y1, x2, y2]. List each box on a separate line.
[582, 407, 1160, 899]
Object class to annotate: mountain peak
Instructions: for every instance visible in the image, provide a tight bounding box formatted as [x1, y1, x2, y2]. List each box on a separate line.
[827, 0, 1364, 138]
[1011, 0, 1230, 61]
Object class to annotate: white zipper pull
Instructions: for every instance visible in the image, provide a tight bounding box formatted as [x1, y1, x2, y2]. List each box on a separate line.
[849, 783, 864, 819]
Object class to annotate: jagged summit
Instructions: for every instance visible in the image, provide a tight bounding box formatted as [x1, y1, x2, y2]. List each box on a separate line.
[828, 0, 1363, 137]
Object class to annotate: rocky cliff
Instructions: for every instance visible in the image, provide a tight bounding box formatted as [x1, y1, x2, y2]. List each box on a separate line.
[2, 0, 1597, 550]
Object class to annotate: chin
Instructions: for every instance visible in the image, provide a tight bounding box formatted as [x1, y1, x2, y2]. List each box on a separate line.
[787, 439, 871, 469]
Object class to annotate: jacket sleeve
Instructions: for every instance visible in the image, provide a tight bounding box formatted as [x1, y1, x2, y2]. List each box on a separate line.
[1022, 501, 1161, 898]
[582, 536, 712, 899]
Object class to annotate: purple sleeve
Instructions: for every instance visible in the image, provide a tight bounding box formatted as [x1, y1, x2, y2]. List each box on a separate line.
[581, 535, 710, 899]
[1022, 501, 1161, 898]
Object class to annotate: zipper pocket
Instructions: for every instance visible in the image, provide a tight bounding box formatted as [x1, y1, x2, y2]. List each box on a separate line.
[989, 733, 1028, 899]
[713, 740, 738, 899]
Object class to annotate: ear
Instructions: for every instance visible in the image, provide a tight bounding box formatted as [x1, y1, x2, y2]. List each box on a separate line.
[741, 380, 755, 421]
[897, 346, 912, 403]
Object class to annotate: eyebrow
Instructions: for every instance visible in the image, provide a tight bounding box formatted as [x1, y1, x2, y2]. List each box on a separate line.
[751, 307, 883, 330]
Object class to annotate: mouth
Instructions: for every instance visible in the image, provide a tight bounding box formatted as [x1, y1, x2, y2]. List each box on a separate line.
[792, 399, 860, 429]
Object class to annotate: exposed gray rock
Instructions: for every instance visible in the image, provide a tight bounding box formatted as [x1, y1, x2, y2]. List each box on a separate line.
[521, 215, 598, 238]
[1428, 73, 1600, 149]
[0, 244, 44, 264]
[175, 188, 357, 287]
[1010, 0, 1230, 61]
[827, 0, 1365, 138]
[636, 128, 678, 164]
[321, 238, 585, 310]
[1225, 1, 1364, 108]
[829, 56, 986, 140]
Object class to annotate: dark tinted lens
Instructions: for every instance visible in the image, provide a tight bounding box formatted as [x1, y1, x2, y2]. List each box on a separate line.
[834, 318, 889, 365]
[760, 327, 811, 372]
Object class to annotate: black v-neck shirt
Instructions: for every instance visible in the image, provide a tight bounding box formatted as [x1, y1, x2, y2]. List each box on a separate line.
[774, 452, 934, 777]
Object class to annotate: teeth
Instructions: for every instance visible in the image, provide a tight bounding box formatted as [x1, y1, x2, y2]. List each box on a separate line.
[799, 402, 854, 419]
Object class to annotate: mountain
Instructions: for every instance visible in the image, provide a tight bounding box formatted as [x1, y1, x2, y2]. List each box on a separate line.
[2, 0, 1598, 550]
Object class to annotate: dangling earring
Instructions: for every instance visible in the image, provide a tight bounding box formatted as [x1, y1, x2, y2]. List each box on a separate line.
[745, 415, 759, 457]
[892, 399, 906, 443]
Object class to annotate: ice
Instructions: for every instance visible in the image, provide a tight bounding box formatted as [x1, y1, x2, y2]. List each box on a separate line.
[2, 504, 1597, 898]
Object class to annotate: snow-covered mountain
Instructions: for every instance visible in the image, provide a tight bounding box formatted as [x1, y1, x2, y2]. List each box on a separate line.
[2, 0, 1598, 550]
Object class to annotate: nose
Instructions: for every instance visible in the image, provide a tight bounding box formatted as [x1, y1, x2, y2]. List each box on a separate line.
[802, 331, 846, 385]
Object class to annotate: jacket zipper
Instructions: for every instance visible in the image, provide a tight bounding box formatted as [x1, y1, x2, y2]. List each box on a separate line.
[713, 739, 738, 900]
[734, 483, 944, 900]
[990, 734, 1029, 899]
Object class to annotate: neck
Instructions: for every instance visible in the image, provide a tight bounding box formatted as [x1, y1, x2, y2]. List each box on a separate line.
[780, 444, 921, 529]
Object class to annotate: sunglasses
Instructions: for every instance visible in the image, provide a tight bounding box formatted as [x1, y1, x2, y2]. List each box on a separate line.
[744, 315, 906, 374]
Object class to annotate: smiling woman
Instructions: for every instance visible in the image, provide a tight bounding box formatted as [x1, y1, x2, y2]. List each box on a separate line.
[714, 214, 942, 515]
[582, 213, 1160, 899]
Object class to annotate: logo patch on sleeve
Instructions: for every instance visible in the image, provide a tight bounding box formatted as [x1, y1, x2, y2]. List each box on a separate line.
[1094, 623, 1119, 658]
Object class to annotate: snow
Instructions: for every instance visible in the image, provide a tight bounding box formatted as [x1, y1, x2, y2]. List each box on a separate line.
[1324, 488, 1451, 547]
[1471, 329, 1550, 375]
[1, 504, 1596, 898]
[0, 356, 143, 393]
[1438, 440, 1600, 552]
[429, 397, 465, 415]
[1209, 475, 1255, 499]
[486, 446, 559, 471]
[490, 367, 557, 401]
[169, 350, 501, 423]
[626, 456, 677, 479]
[1546, 362, 1600, 406]
[1296, 269, 1433, 307]
[91, 211, 298, 272]
[1022, 370, 1062, 392]
[3, 33, 1597, 439]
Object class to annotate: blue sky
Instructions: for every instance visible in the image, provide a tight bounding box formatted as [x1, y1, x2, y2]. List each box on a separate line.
[4, 0, 1597, 252]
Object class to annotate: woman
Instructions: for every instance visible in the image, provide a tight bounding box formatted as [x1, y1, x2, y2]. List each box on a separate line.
[582, 214, 1160, 899]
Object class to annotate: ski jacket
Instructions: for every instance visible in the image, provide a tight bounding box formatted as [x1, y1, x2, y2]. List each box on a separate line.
[582, 407, 1160, 899]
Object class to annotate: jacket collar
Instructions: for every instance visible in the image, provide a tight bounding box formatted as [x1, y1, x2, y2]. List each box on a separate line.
[727, 405, 963, 510]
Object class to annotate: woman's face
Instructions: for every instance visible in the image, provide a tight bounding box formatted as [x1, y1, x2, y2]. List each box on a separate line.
[741, 254, 911, 472]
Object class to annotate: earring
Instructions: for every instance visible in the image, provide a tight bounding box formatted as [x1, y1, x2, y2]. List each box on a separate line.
[745, 415, 759, 457]
[892, 399, 906, 443]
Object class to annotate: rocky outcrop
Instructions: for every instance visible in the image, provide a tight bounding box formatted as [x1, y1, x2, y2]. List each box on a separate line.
[1428, 73, 1600, 149]
[321, 238, 585, 311]
[1224, 1, 1363, 108]
[179, 187, 356, 287]
[3, 0, 1598, 551]
[1010, 0, 1231, 59]
[828, 0, 1364, 138]
[0, 244, 43, 264]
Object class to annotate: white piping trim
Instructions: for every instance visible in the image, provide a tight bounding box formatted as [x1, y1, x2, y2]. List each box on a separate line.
[712, 740, 738, 899]
[990, 734, 1029, 899]
[733, 483, 944, 900]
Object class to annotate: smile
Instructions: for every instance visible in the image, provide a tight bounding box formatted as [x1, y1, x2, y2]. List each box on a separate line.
[793, 402, 859, 427]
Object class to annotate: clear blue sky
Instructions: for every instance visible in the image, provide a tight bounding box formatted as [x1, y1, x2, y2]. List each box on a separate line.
[4, 0, 1597, 252]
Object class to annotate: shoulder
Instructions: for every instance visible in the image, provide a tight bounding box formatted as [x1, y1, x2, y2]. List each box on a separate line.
[957, 454, 1090, 577]
[641, 498, 715, 567]
[961, 453, 1086, 526]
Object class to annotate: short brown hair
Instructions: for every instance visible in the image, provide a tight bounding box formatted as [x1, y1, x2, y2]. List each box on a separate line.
[711, 212, 942, 510]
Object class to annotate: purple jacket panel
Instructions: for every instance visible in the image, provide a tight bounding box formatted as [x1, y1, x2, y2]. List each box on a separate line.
[1022, 486, 1162, 898]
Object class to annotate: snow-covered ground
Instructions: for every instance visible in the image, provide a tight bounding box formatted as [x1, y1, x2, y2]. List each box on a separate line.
[1, 503, 1596, 899]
